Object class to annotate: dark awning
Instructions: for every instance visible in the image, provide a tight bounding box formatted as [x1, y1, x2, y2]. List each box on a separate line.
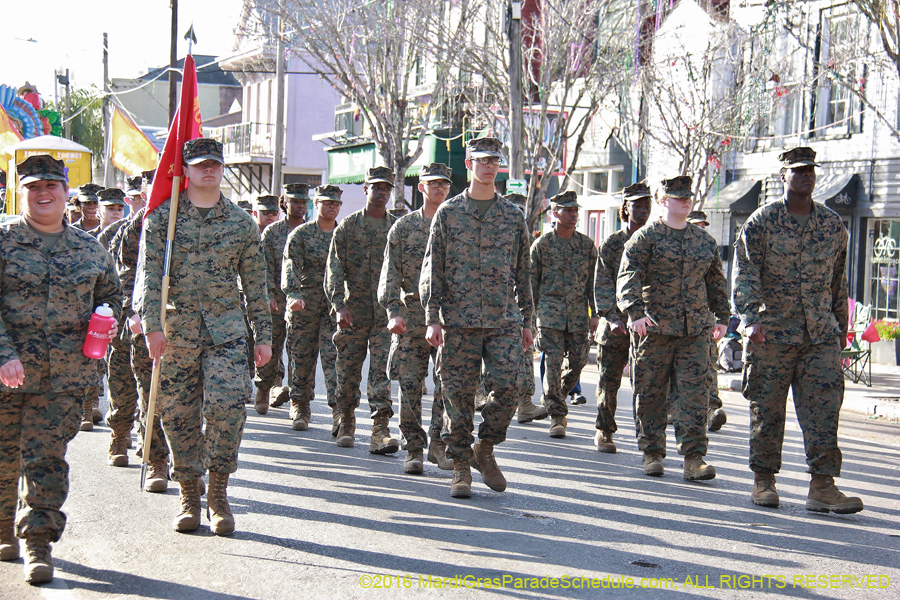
[704, 179, 762, 214]
[813, 173, 859, 213]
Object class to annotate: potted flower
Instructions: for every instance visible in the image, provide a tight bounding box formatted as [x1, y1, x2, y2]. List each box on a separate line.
[872, 320, 900, 366]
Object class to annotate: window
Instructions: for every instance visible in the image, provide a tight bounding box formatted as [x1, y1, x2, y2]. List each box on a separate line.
[574, 167, 623, 195]
[812, 5, 864, 136]
[868, 219, 900, 321]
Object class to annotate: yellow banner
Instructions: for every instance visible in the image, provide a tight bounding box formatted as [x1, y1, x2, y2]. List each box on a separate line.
[0, 106, 24, 166]
[110, 107, 159, 175]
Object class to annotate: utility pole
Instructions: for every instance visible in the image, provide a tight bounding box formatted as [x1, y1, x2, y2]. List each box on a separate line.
[63, 69, 71, 139]
[103, 32, 111, 186]
[508, 1, 524, 181]
[168, 0, 179, 126]
[271, 18, 286, 195]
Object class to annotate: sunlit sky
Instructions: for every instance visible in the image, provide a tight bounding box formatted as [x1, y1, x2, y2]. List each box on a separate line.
[1, 0, 244, 105]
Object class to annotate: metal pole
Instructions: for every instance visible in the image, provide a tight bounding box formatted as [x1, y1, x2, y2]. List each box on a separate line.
[168, 0, 179, 126]
[103, 33, 111, 186]
[64, 70, 71, 139]
[271, 19, 286, 195]
[508, 1, 524, 181]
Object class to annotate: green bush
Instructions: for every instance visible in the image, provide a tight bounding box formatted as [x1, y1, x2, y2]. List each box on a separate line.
[874, 320, 900, 340]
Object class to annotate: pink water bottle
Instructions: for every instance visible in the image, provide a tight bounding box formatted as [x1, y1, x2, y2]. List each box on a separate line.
[83, 304, 116, 359]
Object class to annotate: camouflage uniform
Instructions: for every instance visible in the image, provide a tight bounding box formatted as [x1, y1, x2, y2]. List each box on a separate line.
[325, 209, 397, 416]
[530, 203, 597, 419]
[258, 217, 298, 391]
[378, 208, 445, 451]
[617, 218, 729, 457]
[112, 208, 169, 465]
[420, 193, 533, 461]
[733, 199, 849, 476]
[594, 229, 632, 433]
[138, 191, 272, 482]
[0, 204, 121, 542]
[282, 221, 338, 411]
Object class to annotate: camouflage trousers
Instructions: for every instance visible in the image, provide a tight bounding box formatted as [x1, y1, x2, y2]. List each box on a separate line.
[254, 309, 288, 391]
[106, 336, 139, 436]
[131, 334, 169, 464]
[441, 325, 521, 461]
[595, 334, 630, 432]
[631, 332, 711, 457]
[742, 337, 843, 476]
[536, 327, 590, 417]
[388, 334, 445, 451]
[668, 335, 722, 420]
[0, 388, 84, 542]
[474, 348, 535, 411]
[157, 338, 251, 481]
[286, 309, 338, 410]
[333, 323, 392, 417]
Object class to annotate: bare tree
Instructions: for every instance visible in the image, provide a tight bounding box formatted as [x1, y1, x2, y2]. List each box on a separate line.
[462, 0, 632, 231]
[244, 0, 481, 208]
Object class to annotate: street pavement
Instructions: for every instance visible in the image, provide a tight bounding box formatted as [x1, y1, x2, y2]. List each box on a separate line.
[1, 351, 898, 600]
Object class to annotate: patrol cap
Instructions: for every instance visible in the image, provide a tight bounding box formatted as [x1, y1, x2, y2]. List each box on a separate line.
[125, 176, 143, 196]
[549, 190, 580, 210]
[236, 199, 253, 212]
[466, 137, 504, 159]
[77, 182, 103, 202]
[284, 183, 311, 200]
[253, 195, 280, 211]
[365, 166, 394, 186]
[141, 169, 155, 195]
[504, 193, 526, 209]
[659, 175, 694, 199]
[779, 147, 820, 169]
[99, 188, 127, 205]
[419, 162, 452, 182]
[623, 181, 652, 202]
[17, 154, 67, 185]
[183, 138, 224, 165]
[686, 210, 709, 226]
[314, 184, 344, 203]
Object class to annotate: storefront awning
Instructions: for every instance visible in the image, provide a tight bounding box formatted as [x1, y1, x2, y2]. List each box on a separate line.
[704, 179, 762, 214]
[813, 173, 859, 213]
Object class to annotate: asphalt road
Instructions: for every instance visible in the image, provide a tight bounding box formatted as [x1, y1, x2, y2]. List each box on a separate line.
[1, 353, 898, 600]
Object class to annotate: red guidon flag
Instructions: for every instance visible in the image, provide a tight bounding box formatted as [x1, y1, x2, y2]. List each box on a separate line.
[145, 54, 203, 218]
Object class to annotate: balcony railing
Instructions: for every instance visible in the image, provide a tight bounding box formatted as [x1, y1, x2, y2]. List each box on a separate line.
[209, 123, 275, 159]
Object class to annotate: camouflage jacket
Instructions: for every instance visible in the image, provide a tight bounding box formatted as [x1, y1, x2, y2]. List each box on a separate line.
[420, 193, 533, 328]
[97, 218, 129, 252]
[138, 191, 272, 348]
[617, 219, 729, 337]
[0, 218, 122, 393]
[594, 229, 631, 344]
[115, 207, 147, 322]
[325, 209, 397, 327]
[732, 199, 849, 345]
[261, 218, 299, 308]
[530, 230, 597, 333]
[378, 208, 432, 337]
[282, 220, 335, 317]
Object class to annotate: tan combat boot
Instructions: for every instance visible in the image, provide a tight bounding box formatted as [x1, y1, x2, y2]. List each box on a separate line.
[369, 413, 400, 455]
[254, 387, 269, 415]
[548, 415, 567, 439]
[684, 452, 716, 481]
[469, 440, 507, 492]
[92, 397, 103, 424]
[336, 409, 356, 447]
[23, 534, 53, 585]
[751, 472, 779, 507]
[0, 519, 18, 561]
[108, 432, 129, 467]
[593, 430, 617, 454]
[80, 397, 93, 432]
[207, 472, 235, 536]
[643, 452, 664, 477]
[292, 401, 311, 431]
[806, 474, 864, 514]
[270, 386, 289, 408]
[451, 459, 472, 498]
[331, 405, 341, 437]
[143, 460, 169, 493]
[426, 438, 454, 470]
[516, 396, 549, 423]
[173, 479, 202, 533]
[707, 408, 727, 432]
[404, 449, 424, 475]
